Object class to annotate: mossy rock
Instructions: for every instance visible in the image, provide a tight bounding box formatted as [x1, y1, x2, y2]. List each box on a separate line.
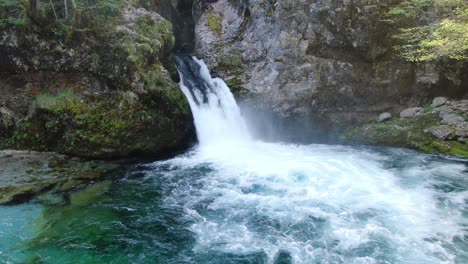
[0, 3, 194, 158]
[207, 10, 223, 35]
[215, 51, 247, 96]
[341, 114, 468, 157]
[2, 86, 192, 158]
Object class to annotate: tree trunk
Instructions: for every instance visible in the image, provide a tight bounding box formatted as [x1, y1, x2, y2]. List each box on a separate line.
[49, 0, 58, 22]
[28, 0, 37, 19]
[64, 0, 68, 18]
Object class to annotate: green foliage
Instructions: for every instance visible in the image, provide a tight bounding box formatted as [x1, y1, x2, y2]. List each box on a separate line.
[387, 0, 467, 61]
[422, 104, 434, 113]
[0, 0, 27, 27]
[0, 0, 123, 34]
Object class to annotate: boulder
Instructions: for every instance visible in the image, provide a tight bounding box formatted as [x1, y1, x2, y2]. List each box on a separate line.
[377, 112, 392, 122]
[455, 124, 468, 138]
[424, 126, 454, 140]
[0, 3, 194, 158]
[400, 107, 422, 118]
[440, 113, 464, 126]
[432, 97, 448, 108]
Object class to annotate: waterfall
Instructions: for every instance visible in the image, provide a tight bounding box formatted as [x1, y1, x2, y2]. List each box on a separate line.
[174, 55, 251, 147]
[169, 55, 467, 264]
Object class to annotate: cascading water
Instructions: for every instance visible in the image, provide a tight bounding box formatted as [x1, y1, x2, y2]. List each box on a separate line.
[173, 55, 251, 148]
[1, 57, 467, 263]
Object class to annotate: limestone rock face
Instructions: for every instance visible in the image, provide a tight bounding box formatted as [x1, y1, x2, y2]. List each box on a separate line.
[193, 0, 467, 127]
[0, 3, 194, 158]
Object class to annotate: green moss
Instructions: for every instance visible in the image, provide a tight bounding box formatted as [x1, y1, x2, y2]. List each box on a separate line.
[225, 78, 243, 94]
[35, 88, 76, 110]
[215, 51, 247, 95]
[274, 57, 284, 62]
[6, 115, 49, 151]
[207, 11, 223, 35]
[219, 55, 243, 70]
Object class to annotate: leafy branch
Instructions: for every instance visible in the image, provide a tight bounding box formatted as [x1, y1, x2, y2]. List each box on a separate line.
[387, 0, 467, 61]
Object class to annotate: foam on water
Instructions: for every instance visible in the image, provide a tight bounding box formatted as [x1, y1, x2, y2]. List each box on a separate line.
[169, 57, 468, 263]
[151, 145, 467, 263]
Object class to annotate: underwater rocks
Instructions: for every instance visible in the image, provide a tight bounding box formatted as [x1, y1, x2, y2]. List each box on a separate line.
[341, 98, 468, 157]
[0, 3, 194, 158]
[0, 150, 124, 205]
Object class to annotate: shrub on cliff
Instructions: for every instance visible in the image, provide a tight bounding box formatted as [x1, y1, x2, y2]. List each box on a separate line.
[387, 0, 467, 61]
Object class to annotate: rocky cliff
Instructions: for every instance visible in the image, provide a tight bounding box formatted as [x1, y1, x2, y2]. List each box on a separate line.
[0, 1, 194, 158]
[194, 0, 467, 127]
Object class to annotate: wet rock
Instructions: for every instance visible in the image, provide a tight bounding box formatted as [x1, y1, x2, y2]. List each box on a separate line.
[36, 193, 65, 206]
[432, 97, 448, 108]
[0, 150, 124, 205]
[377, 112, 392, 122]
[79, 170, 102, 180]
[424, 126, 454, 140]
[60, 180, 84, 191]
[69, 181, 111, 207]
[273, 250, 293, 264]
[400, 108, 422, 118]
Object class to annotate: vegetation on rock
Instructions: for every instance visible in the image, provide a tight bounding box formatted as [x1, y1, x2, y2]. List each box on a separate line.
[341, 100, 468, 158]
[206, 10, 222, 35]
[0, 0, 194, 158]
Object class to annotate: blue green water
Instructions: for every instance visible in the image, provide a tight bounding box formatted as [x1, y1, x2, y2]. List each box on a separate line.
[1, 144, 468, 264]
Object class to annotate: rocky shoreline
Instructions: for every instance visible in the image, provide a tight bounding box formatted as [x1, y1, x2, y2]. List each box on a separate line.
[341, 97, 468, 157]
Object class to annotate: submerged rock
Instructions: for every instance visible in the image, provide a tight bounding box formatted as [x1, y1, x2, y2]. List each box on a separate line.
[0, 150, 124, 205]
[273, 250, 293, 264]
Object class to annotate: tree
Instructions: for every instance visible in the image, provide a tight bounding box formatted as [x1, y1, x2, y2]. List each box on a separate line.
[387, 0, 467, 61]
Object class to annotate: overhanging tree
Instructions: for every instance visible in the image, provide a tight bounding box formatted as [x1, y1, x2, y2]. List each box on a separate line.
[387, 0, 467, 61]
